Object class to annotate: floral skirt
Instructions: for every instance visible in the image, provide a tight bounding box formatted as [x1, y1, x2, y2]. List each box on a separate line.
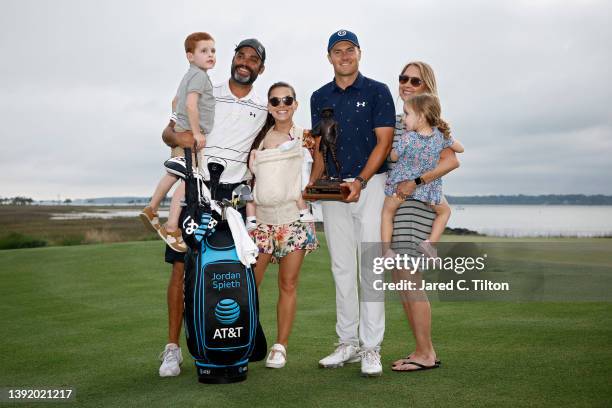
[249, 220, 319, 263]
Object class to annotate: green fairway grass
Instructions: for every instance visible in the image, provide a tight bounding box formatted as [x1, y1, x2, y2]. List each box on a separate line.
[1, 236, 611, 407]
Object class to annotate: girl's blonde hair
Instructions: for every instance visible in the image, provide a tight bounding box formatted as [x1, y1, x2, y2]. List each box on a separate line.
[405, 93, 451, 139]
[400, 61, 438, 96]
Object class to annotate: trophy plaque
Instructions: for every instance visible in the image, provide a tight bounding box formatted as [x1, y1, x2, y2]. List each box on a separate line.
[303, 108, 350, 201]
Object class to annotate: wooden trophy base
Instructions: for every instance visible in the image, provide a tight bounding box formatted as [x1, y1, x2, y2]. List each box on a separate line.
[303, 179, 350, 201]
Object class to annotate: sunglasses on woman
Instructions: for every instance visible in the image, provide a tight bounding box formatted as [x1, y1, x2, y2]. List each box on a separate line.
[269, 96, 294, 107]
[398, 75, 423, 87]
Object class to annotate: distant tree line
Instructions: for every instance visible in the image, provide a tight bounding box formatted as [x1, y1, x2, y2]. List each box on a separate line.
[0, 197, 74, 205]
[0, 196, 34, 205]
[447, 194, 612, 205]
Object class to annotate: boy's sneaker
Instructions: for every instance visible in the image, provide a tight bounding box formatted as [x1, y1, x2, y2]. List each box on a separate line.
[319, 343, 361, 368]
[163, 156, 187, 179]
[158, 226, 187, 253]
[360, 349, 383, 377]
[139, 206, 160, 233]
[418, 240, 438, 259]
[159, 343, 183, 377]
[299, 209, 315, 223]
[265, 343, 287, 369]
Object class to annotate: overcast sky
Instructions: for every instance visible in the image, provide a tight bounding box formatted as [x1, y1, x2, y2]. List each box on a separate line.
[1, 0, 611, 200]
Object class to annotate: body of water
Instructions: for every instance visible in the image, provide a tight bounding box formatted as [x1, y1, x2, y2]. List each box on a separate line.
[51, 209, 169, 220]
[448, 205, 612, 237]
[50, 205, 612, 238]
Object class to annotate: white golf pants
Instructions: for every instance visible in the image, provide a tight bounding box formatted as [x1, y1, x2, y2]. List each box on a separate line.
[321, 173, 386, 350]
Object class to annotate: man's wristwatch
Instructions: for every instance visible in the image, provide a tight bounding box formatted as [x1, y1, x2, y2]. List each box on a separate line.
[355, 176, 367, 189]
[414, 176, 425, 186]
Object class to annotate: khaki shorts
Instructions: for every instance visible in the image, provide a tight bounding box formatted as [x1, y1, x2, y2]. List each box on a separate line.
[170, 125, 202, 162]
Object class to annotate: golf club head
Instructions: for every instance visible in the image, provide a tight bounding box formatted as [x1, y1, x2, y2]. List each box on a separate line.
[232, 184, 253, 203]
[207, 157, 226, 200]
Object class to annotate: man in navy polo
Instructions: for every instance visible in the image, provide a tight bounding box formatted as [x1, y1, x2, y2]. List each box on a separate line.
[309, 29, 395, 376]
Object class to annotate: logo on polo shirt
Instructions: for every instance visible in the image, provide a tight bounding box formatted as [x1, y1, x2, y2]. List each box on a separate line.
[249, 112, 256, 117]
[356, 101, 366, 107]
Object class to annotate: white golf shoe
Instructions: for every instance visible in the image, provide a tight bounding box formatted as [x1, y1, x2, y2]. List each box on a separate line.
[360, 349, 383, 377]
[159, 343, 183, 377]
[318, 343, 361, 368]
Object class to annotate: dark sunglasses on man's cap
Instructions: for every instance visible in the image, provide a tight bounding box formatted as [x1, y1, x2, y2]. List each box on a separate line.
[399, 75, 423, 87]
[269, 96, 294, 107]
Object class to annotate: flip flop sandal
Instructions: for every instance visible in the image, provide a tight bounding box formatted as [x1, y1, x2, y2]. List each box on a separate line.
[392, 356, 441, 367]
[391, 360, 441, 372]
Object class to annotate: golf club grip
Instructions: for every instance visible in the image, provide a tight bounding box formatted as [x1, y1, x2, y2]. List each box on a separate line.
[184, 147, 193, 177]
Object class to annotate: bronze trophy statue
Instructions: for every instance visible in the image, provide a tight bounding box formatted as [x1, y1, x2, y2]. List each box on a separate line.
[303, 108, 350, 201]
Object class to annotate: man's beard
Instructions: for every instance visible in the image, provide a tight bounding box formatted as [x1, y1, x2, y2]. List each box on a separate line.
[231, 64, 259, 85]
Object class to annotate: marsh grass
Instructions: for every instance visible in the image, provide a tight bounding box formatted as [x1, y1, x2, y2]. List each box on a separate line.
[0, 205, 157, 247]
[0, 231, 47, 249]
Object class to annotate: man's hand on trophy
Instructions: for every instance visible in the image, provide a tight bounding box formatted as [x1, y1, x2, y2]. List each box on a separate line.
[340, 180, 362, 203]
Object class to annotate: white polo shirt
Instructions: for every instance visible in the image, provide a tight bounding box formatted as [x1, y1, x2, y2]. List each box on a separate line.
[198, 80, 267, 183]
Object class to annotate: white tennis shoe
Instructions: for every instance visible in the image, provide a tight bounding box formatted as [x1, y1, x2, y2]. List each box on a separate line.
[159, 343, 183, 377]
[265, 343, 287, 368]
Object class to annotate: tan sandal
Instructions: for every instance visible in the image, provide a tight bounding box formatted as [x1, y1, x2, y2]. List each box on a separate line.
[157, 225, 187, 253]
[139, 206, 160, 233]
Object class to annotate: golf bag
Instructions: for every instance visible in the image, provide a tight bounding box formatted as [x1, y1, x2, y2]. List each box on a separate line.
[180, 148, 261, 384]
